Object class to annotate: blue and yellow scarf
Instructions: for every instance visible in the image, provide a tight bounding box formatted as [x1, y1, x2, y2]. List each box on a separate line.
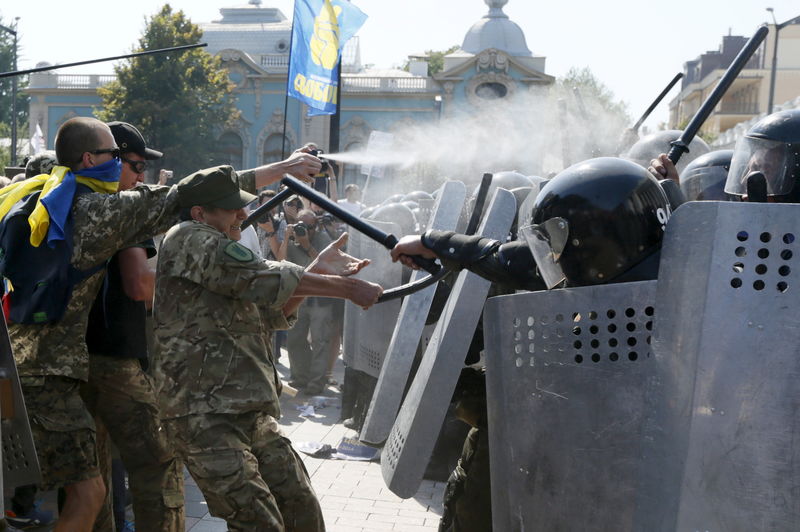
[0, 158, 121, 247]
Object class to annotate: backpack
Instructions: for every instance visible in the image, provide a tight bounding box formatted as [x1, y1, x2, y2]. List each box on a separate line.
[0, 186, 104, 324]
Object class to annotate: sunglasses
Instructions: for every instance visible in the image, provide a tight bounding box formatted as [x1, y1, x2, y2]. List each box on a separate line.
[90, 147, 121, 159]
[121, 157, 148, 174]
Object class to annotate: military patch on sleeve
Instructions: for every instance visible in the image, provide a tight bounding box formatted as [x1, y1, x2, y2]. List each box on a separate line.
[223, 241, 255, 262]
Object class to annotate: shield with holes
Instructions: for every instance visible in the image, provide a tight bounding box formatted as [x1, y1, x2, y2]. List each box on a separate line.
[654, 201, 800, 531]
[360, 181, 467, 445]
[343, 219, 403, 378]
[0, 313, 41, 490]
[381, 188, 516, 498]
[483, 280, 685, 531]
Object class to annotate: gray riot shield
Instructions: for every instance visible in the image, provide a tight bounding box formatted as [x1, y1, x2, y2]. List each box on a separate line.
[654, 201, 800, 531]
[0, 313, 41, 489]
[483, 281, 684, 531]
[360, 181, 467, 444]
[343, 219, 403, 377]
[381, 188, 516, 498]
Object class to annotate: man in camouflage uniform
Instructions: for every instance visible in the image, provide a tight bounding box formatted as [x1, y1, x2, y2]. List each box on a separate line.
[82, 121, 183, 531]
[8, 117, 323, 530]
[152, 166, 382, 531]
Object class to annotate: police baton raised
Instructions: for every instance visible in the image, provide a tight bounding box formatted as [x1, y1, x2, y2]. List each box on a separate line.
[631, 72, 683, 134]
[242, 187, 293, 230]
[280, 176, 441, 275]
[667, 25, 769, 164]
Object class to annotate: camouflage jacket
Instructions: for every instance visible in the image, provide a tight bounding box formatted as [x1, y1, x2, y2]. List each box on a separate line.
[152, 220, 304, 419]
[9, 170, 256, 381]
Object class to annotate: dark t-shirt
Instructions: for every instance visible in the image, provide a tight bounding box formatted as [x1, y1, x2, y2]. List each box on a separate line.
[85, 240, 156, 361]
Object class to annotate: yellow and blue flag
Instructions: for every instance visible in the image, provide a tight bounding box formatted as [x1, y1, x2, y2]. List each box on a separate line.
[287, 0, 367, 116]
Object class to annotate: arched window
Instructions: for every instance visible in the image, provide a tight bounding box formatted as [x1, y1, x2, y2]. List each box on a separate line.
[214, 131, 244, 169]
[263, 133, 290, 164]
[342, 141, 364, 188]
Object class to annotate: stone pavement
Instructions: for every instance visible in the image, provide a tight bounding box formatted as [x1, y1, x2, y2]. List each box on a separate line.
[4, 350, 444, 531]
[184, 349, 444, 532]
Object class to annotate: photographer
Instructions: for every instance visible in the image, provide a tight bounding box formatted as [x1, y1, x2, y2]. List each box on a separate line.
[255, 189, 285, 260]
[280, 209, 338, 394]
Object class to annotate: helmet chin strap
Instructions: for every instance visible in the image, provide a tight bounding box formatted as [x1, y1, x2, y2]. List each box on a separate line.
[745, 171, 768, 203]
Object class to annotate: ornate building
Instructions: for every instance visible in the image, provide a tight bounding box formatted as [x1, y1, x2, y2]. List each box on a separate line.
[25, 0, 552, 186]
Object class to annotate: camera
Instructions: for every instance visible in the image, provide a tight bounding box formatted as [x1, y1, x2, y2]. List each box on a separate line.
[294, 222, 309, 237]
[318, 213, 334, 226]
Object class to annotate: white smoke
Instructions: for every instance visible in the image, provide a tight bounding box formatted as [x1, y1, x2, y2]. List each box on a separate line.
[326, 84, 631, 200]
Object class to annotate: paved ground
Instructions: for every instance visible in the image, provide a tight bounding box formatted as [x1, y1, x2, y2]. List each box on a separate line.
[184, 350, 444, 532]
[8, 350, 444, 531]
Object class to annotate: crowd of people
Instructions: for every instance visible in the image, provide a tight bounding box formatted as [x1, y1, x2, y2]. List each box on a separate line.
[0, 105, 797, 532]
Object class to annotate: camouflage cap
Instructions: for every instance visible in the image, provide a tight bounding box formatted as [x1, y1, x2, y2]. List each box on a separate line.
[178, 165, 257, 209]
[25, 150, 57, 178]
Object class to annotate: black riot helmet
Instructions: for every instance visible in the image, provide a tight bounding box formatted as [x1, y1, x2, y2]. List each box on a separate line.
[623, 129, 710, 174]
[680, 150, 736, 201]
[404, 190, 433, 202]
[724, 109, 800, 201]
[370, 202, 418, 237]
[519, 157, 671, 289]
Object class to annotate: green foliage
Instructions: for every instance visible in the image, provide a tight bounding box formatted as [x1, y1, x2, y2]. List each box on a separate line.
[403, 45, 460, 76]
[97, 4, 239, 177]
[557, 67, 629, 121]
[0, 13, 29, 166]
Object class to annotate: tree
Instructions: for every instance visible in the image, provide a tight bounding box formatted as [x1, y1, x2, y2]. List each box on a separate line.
[556, 67, 631, 158]
[0, 13, 29, 168]
[403, 45, 460, 76]
[98, 4, 239, 177]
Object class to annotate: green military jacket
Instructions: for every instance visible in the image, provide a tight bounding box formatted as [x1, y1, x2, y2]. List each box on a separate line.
[152, 220, 304, 419]
[10, 185, 184, 381]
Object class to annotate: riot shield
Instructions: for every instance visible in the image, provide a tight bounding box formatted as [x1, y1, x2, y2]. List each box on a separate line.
[380, 188, 516, 498]
[0, 312, 41, 489]
[483, 281, 683, 531]
[654, 201, 800, 530]
[360, 181, 467, 444]
[343, 219, 403, 377]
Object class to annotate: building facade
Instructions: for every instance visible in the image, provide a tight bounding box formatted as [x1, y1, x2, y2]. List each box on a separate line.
[25, 0, 552, 186]
[668, 20, 800, 141]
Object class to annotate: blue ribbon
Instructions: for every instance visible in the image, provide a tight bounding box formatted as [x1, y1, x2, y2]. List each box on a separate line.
[40, 158, 122, 247]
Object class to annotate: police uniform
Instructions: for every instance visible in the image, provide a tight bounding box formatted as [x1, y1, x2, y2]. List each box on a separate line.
[10, 183, 184, 491]
[152, 166, 324, 532]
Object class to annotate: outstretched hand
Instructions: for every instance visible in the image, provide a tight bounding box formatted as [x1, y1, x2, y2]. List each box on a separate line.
[307, 233, 370, 276]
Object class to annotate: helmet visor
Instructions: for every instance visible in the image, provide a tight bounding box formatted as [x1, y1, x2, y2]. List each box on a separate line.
[519, 217, 569, 289]
[725, 137, 792, 196]
[680, 166, 731, 201]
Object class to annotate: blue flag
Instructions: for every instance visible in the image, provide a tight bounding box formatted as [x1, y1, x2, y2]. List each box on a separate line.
[287, 0, 367, 116]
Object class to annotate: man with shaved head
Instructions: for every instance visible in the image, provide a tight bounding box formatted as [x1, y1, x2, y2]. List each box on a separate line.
[4, 116, 322, 530]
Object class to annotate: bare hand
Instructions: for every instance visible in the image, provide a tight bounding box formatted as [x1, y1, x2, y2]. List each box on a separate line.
[349, 278, 383, 310]
[648, 153, 679, 183]
[285, 225, 295, 240]
[295, 229, 311, 250]
[283, 148, 322, 182]
[307, 233, 370, 276]
[390, 235, 437, 270]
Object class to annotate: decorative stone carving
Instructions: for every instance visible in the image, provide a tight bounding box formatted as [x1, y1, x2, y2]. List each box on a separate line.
[476, 49, 509, 74]
[342, 116, 371, 148]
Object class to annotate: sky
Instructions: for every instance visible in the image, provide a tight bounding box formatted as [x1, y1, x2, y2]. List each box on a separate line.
[4, 0, 799, 131]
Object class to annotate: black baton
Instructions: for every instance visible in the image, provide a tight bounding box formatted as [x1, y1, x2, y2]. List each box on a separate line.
[242, 187, 293, 230]
[667, 25, 768, 164]
[281, 177, 441, 274]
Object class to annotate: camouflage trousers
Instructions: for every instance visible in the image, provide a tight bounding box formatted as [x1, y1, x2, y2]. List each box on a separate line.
[167, 411, 325, 532]
[439, 426, 492, 532]
[81, 355, 185, 532]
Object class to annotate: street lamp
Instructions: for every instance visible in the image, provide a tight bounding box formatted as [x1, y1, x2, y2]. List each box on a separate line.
[766, 9, 800, 114]
[0, 18, 19, 166]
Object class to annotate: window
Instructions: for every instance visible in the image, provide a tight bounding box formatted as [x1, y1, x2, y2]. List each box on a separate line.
[213, 131, 243, 169]
[263, 133, 289, 164]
